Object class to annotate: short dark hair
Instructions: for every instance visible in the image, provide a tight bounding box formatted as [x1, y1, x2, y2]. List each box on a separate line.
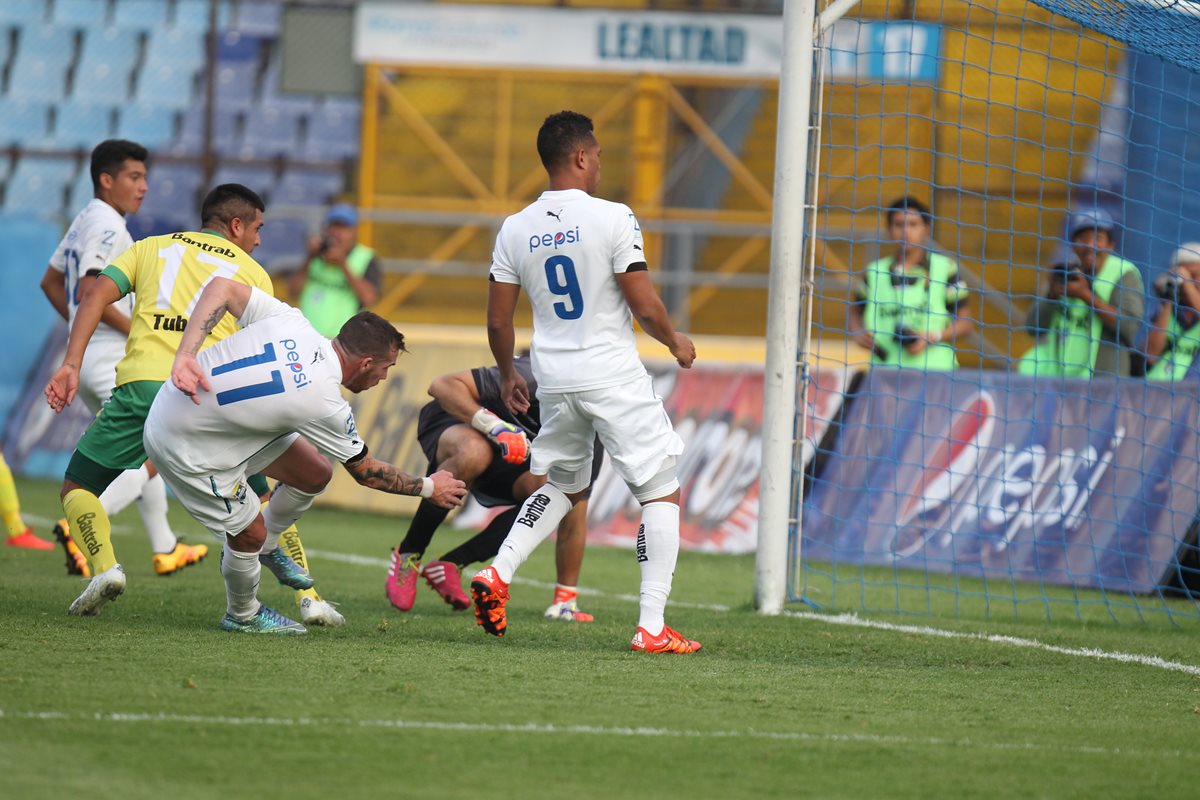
[536, 110, 595, 171]
[90, 139, 148, 192]
[200, 184, 265, 230]
[886, 195, 932, 227]
[336, 311, 407, 360]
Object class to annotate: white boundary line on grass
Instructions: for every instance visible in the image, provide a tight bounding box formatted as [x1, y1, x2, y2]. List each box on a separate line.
[786, 611, 1200, 677]
[0, 709, 1185, 758]
[311, 548, 1200, 677]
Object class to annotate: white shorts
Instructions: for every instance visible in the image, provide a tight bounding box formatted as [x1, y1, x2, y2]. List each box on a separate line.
[144, 427, 300, 538]
[78, 340, 123, 414]
[532, 373, 684, 491]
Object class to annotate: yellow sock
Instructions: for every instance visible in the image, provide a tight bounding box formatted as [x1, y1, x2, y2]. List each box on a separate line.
[279, 526, 320, 604]
[63, 489, 117, 573]
[0, 454, 27, 537]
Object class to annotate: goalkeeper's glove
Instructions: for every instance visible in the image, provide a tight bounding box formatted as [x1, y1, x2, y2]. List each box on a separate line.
[471, 408, 529, 464]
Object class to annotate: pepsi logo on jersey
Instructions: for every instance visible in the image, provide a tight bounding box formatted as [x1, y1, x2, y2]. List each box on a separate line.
[529, 227, 581, 253]
[281, 338, 311, 389]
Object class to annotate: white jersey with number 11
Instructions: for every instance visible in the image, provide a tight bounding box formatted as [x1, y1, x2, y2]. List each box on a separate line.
[145, 289, 363, 473]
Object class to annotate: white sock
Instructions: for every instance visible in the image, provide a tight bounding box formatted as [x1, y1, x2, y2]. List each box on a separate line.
[136, 475, 177, 554]
[260, 484, 317, 553]
[491, 484, 571, 584]
[635, 502, 680, 636]
[99, 465, 150, 517]
[221, 546, 262, 620]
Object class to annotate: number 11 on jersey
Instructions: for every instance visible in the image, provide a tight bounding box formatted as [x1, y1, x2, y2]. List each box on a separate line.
[212, 342, 285, 406]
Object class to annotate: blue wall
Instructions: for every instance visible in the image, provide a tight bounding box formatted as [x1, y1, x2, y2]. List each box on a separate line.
[0, 214, 62, 430]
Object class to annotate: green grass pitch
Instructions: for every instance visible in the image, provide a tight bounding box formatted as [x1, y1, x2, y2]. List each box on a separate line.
[2, 476, 1198, 799]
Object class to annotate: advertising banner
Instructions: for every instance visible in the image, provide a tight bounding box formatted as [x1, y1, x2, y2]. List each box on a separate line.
[803, 369, 1200, 594]
[355, 2, 941, 82]
[6, 321, 853, 556]
[584, 363, 850, 554]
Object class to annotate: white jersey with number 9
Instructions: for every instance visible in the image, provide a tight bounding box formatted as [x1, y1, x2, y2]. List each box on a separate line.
[490, 188, 649, 393]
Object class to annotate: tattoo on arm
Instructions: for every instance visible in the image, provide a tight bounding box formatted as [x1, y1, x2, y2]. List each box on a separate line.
[345, 455, 424, 496]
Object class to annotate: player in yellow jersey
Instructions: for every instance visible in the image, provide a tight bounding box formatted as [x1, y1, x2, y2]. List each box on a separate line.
[45, 185, 337, 621]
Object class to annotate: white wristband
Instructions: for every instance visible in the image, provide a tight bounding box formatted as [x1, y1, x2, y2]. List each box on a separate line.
[472, 407, 501, 435]
[420, 477, 434, 499]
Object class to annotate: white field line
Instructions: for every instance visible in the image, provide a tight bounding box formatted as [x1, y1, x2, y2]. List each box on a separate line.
[787, 611, 1200, 677]
[0, 709, 1185, 758]
[310, 550, 1200, 676]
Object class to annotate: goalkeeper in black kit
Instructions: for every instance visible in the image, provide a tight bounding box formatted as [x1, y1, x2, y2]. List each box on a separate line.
[385, 355, 603, 621]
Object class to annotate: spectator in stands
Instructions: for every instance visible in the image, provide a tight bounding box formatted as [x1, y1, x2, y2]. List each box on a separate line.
[1145, 243, 1200, 381]
[288, 204, 381, 337]
[1019, 209, 1144, 377]
[848, 196, 972, 369]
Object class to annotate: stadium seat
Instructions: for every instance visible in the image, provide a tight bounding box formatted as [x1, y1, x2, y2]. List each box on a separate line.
[3, 157, 78, 216]
[209, 163, 276, 198]
[53, 0, 111, 27]
[72, 27, 141, 104]
[126, 212, 190, 239]
[259, 59, 319, 115]
[144, 25, 206, 74]
[273, 167, 344, 207]
[212, 60, 259, 110]
[172, 0, 232, 30]
[238, 105, 301, 159]
[67, 169, 93, 214]
[0, 99, 50, 148]
[142, 162, 202, 218]
[136, 27, 206, 111]
[233, 0, 282, 37]
[7, 27, 77, 102]
[49, 100, 115, 150]
[254, 215, 310, 271]
[111, 0, 169, 30]
[171, 105, 239, 156]
[302, 98, 361, 161]
[0, 1, 47, 26]
[116, 104, 176, 150]
[217, 30, 262, 63]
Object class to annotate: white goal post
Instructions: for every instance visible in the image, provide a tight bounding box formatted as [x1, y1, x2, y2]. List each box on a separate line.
[756, 0, 856, 615]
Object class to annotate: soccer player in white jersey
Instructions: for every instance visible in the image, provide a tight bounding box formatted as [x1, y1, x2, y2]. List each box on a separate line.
[470, 110, 702, 653]
[147, 277, 467, 633]
[39, 139, 207, 578]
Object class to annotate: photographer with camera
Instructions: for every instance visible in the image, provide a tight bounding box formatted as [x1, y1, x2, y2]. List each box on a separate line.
[1145, 244, 1200, 381]
[288, 204, 382, 337]
[848, 196, 973, 370]
[1020, 209, 1143, 377]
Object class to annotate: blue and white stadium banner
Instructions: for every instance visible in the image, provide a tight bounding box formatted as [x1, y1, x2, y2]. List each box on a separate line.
[354, 2, 940, 82]
[804, 370, 1200, 595]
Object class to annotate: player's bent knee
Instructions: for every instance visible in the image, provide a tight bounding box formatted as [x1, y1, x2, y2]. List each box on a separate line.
[227, 518, 267, 552]
[629, 457, 680, 504]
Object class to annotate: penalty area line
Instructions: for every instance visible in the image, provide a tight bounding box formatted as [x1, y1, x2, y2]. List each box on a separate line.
[0, 708, 1181, 758]
[787, 611, 1200, 677]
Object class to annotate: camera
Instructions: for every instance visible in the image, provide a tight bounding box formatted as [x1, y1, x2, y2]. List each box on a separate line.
[895, 326, 921, 348]
[317, 235, 333, 254]
[1154, 273, 1182, 302]
[1052, 262, 1087, 284]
